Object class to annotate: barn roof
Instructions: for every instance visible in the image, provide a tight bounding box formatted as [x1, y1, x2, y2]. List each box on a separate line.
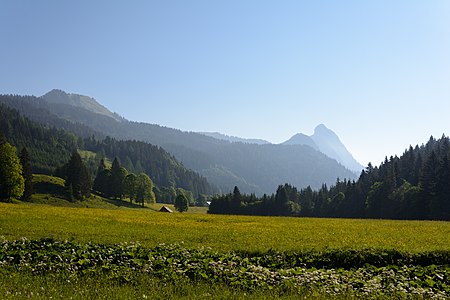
[159, 205, 173, 213]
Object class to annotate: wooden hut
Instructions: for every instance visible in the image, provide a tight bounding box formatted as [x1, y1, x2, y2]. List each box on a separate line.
[159, 205, 173, 213]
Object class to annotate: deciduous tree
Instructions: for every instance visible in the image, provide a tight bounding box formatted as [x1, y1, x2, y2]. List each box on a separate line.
[135, 173, 156, 207]
[0, 141, 24, 201]
[175, 193, 189, 212]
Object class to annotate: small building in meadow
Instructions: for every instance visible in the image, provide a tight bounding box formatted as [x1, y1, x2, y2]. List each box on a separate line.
[159, 205, 173, 213]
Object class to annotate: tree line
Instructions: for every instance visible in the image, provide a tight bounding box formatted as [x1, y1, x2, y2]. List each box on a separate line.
[0, 131, 189, 212]
[209, 135, 450, 220]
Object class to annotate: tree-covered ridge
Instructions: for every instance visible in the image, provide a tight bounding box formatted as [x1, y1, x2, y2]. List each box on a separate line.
[83, 137, 214, 197]
[0, 93, 357, 194]
[0, 104, 79, 174]
[0, 104, 214, 197]
[210, 135, 450, 220]
[0, 95, 103, 139]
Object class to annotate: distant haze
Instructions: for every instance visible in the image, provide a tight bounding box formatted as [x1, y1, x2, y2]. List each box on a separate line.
[0, 90, 358, 195]
[201, 125, 364, 173]
[1, 1, 450, 166]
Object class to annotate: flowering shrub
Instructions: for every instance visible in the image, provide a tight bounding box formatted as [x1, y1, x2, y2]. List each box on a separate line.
[1, 238, 449, 298]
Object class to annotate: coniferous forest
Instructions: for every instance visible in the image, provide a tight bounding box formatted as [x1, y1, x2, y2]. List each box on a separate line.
[209, 135, 450, 220]
[0, 104, 215, 201]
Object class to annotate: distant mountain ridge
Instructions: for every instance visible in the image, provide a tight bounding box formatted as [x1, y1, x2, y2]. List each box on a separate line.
[41, 89, 123, 122]
[202, 125, 364, 173]
[0, 90, 358, 195]
[283, 124, 364, 173]
[199, 132, 270, 145]
[282, 133, 318, 150]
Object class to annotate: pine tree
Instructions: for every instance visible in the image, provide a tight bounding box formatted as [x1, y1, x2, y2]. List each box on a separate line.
[19, 147, 33, 201]
[274, 185, 289, 215]
[93, 159, 109, 196]
[64, 151, 91, 201]
[231, 186, 242, 211]
[432, 154, 450, 219]
[419, 151, 439, 218]
[110, 158, 126, 199]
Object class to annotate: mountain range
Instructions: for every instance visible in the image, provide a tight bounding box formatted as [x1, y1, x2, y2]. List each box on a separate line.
[201, 125, 363, 173]
[0, 89, 361, 195]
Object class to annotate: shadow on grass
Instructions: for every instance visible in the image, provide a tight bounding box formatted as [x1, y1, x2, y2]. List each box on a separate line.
[104, 198, 147, 209]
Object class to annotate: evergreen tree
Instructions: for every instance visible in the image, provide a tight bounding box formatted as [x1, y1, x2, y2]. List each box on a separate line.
[432, 154, 450, 219]
[0, 141, 24, 202]
[110, 158, 126, 199]
[274, 185, 289, 215]
[419, 151, 439, 218]
[19, 147, 33, 201]
[175, 193, 189, 212]
[231, 186, 242, 211]
[93, 159, 110, 196]
[64, 151, 91, 201]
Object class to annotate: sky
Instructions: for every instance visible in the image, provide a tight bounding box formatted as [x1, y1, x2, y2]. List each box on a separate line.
[1, 0, 450, 166]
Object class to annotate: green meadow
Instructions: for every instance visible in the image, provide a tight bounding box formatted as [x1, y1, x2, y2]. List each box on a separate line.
[1, 202, 449, 252]
[1, 176, 450, 300]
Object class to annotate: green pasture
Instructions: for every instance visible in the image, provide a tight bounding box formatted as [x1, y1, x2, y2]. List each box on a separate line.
[1, 202, 449, 253]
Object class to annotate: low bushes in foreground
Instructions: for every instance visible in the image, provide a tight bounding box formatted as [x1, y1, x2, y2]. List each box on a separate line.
[1, 238, 449, 298]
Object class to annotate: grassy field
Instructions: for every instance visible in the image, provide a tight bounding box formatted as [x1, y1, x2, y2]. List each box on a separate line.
[0, 269, 315, 300]
[1, 202, 449, 253]
[2, 175, 449, 298]
[1, 201, 450, 298]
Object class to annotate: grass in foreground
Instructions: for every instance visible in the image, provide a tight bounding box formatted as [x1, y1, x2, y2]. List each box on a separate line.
[0, 270, 322, 300]
[1, 239, 448, 299]
[1, 202, 449, 252]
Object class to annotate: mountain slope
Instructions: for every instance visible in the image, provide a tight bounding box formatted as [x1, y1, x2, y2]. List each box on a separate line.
[0, 91, 357, 194]
[311, 124, 363, 173]
[0, 100, 214, 196]
[41, 89, 123, 122]
[199, 132, 270, 145]
[282, 133, 318, 150]
[283, 124, 363, 173]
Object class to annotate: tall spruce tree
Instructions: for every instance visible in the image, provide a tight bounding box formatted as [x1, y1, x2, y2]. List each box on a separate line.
[19, 147, 33, 201]
[419, 151, 439, 218]
[231, 186, 242, 211]
[110, 158, 126, 199]
[432, 154, 450, 219]
[93, 159, 110, 196]
[65, 151, 91, 201]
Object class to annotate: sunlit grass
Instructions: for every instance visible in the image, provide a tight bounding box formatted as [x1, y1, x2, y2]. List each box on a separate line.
[1, 202, 449, 252]
[0, 269, 319, 300]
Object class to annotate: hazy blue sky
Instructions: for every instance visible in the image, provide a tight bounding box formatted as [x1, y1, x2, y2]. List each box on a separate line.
[1, 1, 450, 166]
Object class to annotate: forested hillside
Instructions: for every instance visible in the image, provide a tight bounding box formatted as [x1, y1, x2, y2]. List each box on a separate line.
[83, 137, 213, 197]
[210, 136, 450, 220]
[0, 104, 214, 197]
[0, 92, 357, 194]
[0, 104, 78, 173]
